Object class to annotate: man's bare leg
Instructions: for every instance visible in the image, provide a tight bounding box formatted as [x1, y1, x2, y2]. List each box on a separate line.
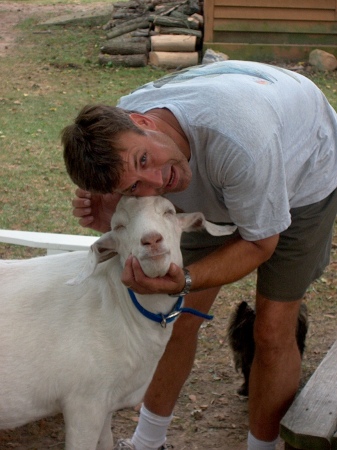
[126, 288, 220, 449]
[144, 287, 221, 416]
[248, 292, 302, 442]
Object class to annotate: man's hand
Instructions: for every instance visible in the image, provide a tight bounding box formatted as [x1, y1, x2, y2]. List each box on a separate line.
[72, 188, 122, 233]
[121, 255, 187, 296]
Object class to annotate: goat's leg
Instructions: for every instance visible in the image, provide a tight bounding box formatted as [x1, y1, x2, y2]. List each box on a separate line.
[63, 402, 112, 450]
[97, 412, 113, 450]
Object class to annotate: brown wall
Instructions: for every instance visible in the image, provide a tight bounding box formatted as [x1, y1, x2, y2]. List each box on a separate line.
[204, 0, 337, 60]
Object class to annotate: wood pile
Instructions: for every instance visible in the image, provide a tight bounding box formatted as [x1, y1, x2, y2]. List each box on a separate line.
[98, 0, 204, 68]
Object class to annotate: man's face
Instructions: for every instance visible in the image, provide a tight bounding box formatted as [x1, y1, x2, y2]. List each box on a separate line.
[115, 129, 192, 197]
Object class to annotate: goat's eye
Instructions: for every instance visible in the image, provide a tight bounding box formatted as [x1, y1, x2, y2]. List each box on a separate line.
[164, 209, 175, 216]
[113, 224, 125, 231]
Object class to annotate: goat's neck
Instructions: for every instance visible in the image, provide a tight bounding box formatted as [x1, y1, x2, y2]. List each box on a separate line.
[113, 260, 179, 317]
[131, 291, 179, 316]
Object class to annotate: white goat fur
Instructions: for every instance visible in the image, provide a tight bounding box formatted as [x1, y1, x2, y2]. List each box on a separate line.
[0, 196, 236, 450]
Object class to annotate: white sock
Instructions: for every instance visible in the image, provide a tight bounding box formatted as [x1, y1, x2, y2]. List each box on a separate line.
[247, 431, 279, 450]
[131, 404, 173, 450]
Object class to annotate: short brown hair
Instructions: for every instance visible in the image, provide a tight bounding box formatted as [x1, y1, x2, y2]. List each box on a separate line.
[61, 104, 144, 193]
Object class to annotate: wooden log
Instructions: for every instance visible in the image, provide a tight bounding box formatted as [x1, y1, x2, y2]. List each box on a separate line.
[149, 51, 198, 68]
[154, 26, 202, 38]
[106, 17, 150, 39]
[98, 53, 148, 67]
[151, 34, 196, 52]
[112, 12, 137, 20]
[191, 13, 204, 27]
[149, 15, 199, 30]
[101, 38, 149, 55]
[131, 29, 150, 37]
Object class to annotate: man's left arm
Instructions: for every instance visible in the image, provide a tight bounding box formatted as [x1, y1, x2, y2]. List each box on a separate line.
[121, 233, 279, 295]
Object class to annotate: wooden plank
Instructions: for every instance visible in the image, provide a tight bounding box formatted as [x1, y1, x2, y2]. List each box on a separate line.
[280, 340, 337, 450]
[212, 18, 337, 34]
[213, 6, 336, 21]
[212, 30, 337, 45]
[0, 229, 97, 253]
[204, 0, 215, 42]
[213, 0, 336, 9]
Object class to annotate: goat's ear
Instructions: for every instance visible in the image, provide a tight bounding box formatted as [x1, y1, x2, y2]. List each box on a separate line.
[177, 212, 237, 236]
[67, 232, 117, 285]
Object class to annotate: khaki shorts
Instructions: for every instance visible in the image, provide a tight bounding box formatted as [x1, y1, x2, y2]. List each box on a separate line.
[181, 188, 337, 301]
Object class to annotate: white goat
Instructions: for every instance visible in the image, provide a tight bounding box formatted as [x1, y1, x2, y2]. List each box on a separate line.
[0, 196, 236, 450]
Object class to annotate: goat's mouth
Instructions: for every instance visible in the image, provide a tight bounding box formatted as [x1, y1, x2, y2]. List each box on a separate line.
[139, 251, 171, 278]
[140, 251, 170, 261]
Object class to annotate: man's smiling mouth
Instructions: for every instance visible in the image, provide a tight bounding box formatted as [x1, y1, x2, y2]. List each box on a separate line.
[167, 167, 175, 188]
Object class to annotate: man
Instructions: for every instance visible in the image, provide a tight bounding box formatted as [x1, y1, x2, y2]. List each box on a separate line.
[62, 60, 337, 450]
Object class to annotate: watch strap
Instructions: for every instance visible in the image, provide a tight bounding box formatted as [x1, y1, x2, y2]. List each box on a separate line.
[169, 267, 192, 297]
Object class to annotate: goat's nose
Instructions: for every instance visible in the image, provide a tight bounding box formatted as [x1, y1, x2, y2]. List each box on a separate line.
[141, 232, 163, 246]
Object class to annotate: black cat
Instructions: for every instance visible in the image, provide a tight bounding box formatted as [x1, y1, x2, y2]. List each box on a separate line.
[227, 301, 309, 396]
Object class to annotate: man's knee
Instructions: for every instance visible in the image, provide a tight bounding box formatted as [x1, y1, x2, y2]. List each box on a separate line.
[253, 296, 303, 359]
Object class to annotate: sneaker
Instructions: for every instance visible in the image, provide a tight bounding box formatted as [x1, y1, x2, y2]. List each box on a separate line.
[113, 439, 135, 450]
[113, 439, 173, 450]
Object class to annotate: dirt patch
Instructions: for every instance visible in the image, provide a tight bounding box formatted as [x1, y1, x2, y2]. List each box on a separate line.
[0, 1, 110, 57]
[0, 3, 336, 449]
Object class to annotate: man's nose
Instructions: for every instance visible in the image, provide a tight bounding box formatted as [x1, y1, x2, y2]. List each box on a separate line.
[141, 169, 163, 188]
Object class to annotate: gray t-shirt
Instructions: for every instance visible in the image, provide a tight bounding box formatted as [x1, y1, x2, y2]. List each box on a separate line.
[118, 61, 337, 241]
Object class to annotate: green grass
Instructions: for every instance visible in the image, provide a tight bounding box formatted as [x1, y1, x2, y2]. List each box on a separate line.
[0, 1, 167, 258]
[1, 0, 337, 259]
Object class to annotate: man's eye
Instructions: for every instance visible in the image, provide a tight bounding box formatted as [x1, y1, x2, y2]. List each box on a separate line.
[140, 153, 147, 166]
[130, 182, 138, 193]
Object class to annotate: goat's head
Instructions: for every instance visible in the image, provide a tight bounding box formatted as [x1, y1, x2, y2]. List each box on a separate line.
[68, 196, 237, 284]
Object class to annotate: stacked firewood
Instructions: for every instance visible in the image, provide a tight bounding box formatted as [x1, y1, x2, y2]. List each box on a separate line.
[98, 0, 204, 68]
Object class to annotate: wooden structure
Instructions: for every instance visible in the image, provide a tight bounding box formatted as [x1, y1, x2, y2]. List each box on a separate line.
[280, 339, 337, 450]
[0, 229, 97, 255]
[203, 0, 337, 61]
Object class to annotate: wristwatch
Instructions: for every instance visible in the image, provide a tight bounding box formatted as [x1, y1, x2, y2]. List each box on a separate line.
[169, 267, 192, 297]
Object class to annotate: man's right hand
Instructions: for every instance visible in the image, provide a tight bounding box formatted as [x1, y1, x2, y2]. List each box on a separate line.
[72, 188, 122, 233]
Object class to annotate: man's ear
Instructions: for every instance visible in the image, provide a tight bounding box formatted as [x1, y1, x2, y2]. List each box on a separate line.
[129, 113, 156, 130]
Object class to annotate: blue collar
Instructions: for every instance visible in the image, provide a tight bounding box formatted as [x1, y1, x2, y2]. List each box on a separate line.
[127, 288, 214, 328]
